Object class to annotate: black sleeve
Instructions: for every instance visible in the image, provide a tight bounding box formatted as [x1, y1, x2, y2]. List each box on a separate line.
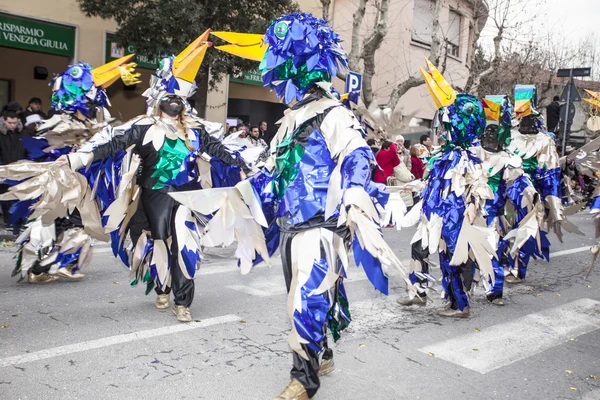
[199, 128, 251, 173]
[91, 123, 149, 162]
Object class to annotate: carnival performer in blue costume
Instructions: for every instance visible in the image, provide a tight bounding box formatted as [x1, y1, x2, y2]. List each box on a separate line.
[507, 85, 582, 282]
[0, 55, 140, 284]
[471, 95, 543, 304]
[398, 59, 496, 318]
[169, 13, 410, 399]
[0, 32, 250, 323]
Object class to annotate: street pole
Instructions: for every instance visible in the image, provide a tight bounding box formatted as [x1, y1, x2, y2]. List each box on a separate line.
[561, 71, 572, 157]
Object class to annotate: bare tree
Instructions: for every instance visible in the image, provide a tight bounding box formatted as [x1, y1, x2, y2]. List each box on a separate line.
[467, 0, 545, 96]
[345, 0, 446, 109]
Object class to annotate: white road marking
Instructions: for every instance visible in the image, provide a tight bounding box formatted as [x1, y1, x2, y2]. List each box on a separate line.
[550, 246, 591, 257]
[419, 298, 600, 374]
[0, 314, 240, 368]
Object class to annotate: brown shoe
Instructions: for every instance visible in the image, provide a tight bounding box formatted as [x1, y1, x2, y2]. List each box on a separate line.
[318, 357, 335, 376]
[505, 275, 523, 284]
[397, 296, 427, 306]
[273, 379, 309, 400]
[156, 294, 169, 310]
[57, 268, 85, 280]
[28, 272, 59, 284]
[438, 306, 470, 318]
[491, 298, 505, 306]
[172, 305, 192, 322]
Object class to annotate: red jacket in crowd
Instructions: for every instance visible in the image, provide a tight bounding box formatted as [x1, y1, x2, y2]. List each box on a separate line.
[373, 144, 400, 184]
[410, 155, 425, 179]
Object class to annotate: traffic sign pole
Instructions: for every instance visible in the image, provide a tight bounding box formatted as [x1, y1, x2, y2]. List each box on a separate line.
[561, 70, 572, 157]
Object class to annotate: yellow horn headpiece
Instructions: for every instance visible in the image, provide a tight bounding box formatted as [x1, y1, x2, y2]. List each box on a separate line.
[584, 89, 600, 112]
[419, 58, 457, 109]
[211, 32, 267, 62]
[92, 54, 141, 88]
[173, 29, 212, 82]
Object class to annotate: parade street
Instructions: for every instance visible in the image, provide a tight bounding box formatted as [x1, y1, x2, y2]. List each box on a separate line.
[0, 213, 598, 400]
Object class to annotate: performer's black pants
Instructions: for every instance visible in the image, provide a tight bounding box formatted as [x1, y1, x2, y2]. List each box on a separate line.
[280, 228, 333, 399]
[141, 188, 194, 307]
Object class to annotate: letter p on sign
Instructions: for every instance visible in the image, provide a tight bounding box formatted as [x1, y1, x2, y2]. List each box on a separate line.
[345, 71, 362, 94]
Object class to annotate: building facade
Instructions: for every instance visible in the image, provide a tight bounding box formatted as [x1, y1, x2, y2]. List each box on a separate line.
[0, 1, 151, 120]
[0, 0, 484, 133]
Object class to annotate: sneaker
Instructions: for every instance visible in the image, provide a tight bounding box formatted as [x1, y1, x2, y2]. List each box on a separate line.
[491, 298, 505, 306]
[318, 357, 335, 376]
[57, 268, 85, 280]
[172, 305, 192, 322]
[397, 296, 427, 306]
[156, 294, 169, 310]
[28, 272, 59, 284]
[273, 379, 309, 400]
[505, 275, 523, 284]
[438, 306, 470, 318]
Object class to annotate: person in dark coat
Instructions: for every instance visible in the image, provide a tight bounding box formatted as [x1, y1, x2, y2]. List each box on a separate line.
[546, 96, 561, 133]
[22, 97, 47, 122]
[0, 110, 28, 233]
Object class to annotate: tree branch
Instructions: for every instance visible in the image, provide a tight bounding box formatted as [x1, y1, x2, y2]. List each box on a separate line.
[320, 0, 331, 20]
[348, 0, 368, 71]
[387, 76, 425, 112]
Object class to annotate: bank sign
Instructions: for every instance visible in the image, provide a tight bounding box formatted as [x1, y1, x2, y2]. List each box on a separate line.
[229, 70, 263, 87]
[0, 13, 75, 57]
[105, 33, 160, 70]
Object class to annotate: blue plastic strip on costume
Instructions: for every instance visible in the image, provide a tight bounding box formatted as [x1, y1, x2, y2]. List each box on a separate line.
[352, 236, 388, 295]
[439, 250, 469, 310]
[592, 196, 600, 212]
[292, 258, 330, 352]
[533, 167, 561, 199]
[283, 129, 336, 225]
[210, 158, 242, 188]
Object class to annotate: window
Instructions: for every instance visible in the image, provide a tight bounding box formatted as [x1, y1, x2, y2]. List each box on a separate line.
[447, 10, 462, 58]
[412, 0, 435, 45]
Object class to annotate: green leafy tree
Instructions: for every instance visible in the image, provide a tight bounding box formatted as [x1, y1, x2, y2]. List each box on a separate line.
[78, 0, 298, 115]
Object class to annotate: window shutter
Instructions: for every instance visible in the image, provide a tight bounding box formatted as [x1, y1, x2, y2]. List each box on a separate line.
[412, 0, 435, 44]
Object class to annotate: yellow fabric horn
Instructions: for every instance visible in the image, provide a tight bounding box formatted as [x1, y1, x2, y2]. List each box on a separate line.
[211, 32, 267, 62]
[420, 58, 457, 109]
[173, 29, 212, 82]
[92, 54, 139, 88]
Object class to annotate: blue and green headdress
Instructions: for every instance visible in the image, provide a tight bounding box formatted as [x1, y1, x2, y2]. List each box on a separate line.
[210, 13, 348, 105]
[260, 13, 348, 104]
[51, 54, 140, 117]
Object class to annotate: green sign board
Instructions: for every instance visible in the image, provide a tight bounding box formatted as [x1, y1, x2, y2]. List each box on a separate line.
[230, 70, 263, 87]
[105, 33, 160, 70]
[0, 13, 75, 57]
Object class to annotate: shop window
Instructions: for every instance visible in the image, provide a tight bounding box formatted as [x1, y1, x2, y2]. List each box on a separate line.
[0, 80, 11, 111]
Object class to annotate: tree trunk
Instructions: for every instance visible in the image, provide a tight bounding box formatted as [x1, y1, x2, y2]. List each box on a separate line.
[194, 66, 210, 118]
[320, 0, 331, 20]
[429, 0, 444, 65]
[361, 0, 390, 107]
[349, 0, 368, 72]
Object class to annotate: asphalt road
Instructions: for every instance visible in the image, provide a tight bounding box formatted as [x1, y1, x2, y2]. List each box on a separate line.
[1, 213, 599, 400]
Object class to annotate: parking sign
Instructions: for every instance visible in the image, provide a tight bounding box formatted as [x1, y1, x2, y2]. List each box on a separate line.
[345, 71, 362, 93]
